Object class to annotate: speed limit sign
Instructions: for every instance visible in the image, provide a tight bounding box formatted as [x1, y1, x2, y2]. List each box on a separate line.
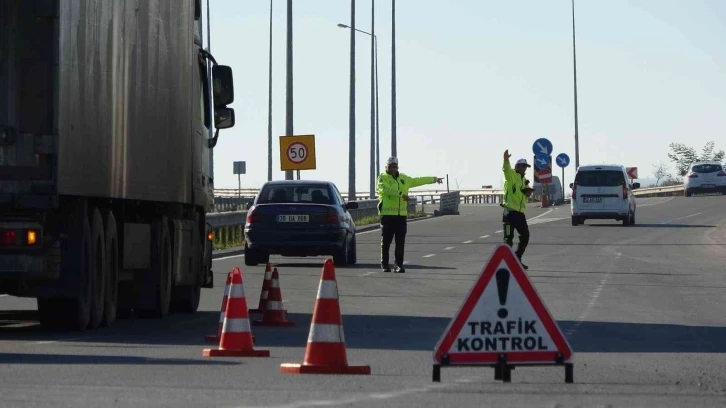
[287, 142, 307, 164]
[279, 134, 316, 171]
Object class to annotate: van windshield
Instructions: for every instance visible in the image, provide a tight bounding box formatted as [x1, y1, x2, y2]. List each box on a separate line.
[575, 170, 625, 187]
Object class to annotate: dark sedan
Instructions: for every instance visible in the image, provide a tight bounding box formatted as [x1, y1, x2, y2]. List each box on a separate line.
[243, 180, 359, 267]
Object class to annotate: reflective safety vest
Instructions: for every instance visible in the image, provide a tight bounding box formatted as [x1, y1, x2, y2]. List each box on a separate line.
[502, 159, 529, 213]
[377, 173, 437, 217]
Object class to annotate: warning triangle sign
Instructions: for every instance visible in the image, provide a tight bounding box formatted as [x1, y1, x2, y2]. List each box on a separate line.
[433, 244, 573, 365]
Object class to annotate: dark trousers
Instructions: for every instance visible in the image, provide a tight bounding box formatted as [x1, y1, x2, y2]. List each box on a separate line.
[380, 215, 407, 267]
[503, 209, 530, 259]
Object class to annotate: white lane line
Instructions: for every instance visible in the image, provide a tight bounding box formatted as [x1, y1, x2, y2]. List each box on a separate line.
[35, 337, 83, 345]
[422, 254, 436, 258]
[444, 247, 455, 250]
[361, 271, 377, 277]
[495, 230, 503, 234]
[0, 294, 7, 297]
[240, 379, 476, 408]
[638, 197, 675, 208]
[480, 235, 490, 239]
[661, 213, 701, 224]
[527, 208, 555, 222]
[565, 251, 622, 337]
[462, 240, 473, 244]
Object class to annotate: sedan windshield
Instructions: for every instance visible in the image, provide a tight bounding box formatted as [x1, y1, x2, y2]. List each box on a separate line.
[257, 185, 333, 205]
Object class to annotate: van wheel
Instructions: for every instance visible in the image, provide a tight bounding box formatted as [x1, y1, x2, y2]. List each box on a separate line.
[571, 216, 579, 226]
[623, 212, 632, 226]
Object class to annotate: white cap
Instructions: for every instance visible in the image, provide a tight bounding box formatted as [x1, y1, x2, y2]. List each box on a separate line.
[516, 159, 531, 167]
[387, 156, 398, 165]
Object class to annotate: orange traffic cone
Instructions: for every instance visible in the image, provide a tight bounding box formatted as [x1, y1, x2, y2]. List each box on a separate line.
[205, 271, 232, 343]
[280, 259, 370, 374]
[249, 263, 272, 314]
[253, 268, 295, 327]
[203, 267, 269, 357]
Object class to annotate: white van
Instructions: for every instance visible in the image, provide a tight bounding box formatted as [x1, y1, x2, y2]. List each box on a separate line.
[569, 165, 640, 226]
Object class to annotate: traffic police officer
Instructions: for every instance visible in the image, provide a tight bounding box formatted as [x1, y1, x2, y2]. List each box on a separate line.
[502, 150, 534, 269]
[377, 157, 443, 273]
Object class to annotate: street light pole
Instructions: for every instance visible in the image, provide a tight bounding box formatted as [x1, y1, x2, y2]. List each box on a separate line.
[391, 0, 397, 157]
[336, 23, 379, 200]
[348, 0, 356, 201]
[572, 0, 580, 170]
[369, 0, 375, 199]
[267, 0, 273, 182]
[285, 0, 294, 181]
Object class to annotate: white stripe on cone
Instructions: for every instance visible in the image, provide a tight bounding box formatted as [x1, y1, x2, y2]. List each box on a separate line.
[307, 323, 345, 343]
[266, 300, 284, 311]
[229, 283, 246, 298]
[222, 317, 251, 333]
[316, 280, 339, 300]
[270, 279, 280, 289]
[264, 271, 272, 279]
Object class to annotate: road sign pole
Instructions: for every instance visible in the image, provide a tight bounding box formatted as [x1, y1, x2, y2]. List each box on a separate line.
[446, 174, 449, 193]
[238, 173, 241, 200]
[562, 167, 565, 202]
[285, 0, 294, 181]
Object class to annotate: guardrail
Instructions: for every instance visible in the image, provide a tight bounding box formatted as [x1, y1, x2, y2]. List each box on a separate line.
[211, 185, 685, 213]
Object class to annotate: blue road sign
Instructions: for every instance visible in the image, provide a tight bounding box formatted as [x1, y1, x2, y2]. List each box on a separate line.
[556, 153, 570, 168]
[534, 154, 551, 169]
[532, 138, 553, 156]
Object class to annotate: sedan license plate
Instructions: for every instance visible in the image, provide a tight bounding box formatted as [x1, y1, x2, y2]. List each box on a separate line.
[583, 197, 602, 203]
[277, 214, 309, 222]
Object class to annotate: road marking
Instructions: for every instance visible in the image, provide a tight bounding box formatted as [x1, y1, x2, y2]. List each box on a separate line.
[638, 196, 675, 208]
[444, 246, 455, 250]
[661, 213, 701, 224]
[527, 208, 555, 222]
[35, 337, 82, 345]
[0, 294, 7, 297]
[462, 240, 473, 244]
[495, 230, 503, 234]
[422, 254, 436, 258]
[241, 378, 476, 408]
[565, 251, 621, 337]
[479, 235, 490, 239]
[361, 271, 377, 277]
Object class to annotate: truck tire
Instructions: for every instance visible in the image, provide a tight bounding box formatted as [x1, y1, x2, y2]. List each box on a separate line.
[37, 199, 92, 331]
[88, 208, 107, 330]
[170, 220, 202, 314]
[103, 211, 119, 327]
[136, 217, 172, 318]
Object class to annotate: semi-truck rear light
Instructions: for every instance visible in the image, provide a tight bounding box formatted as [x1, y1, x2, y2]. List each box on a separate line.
[1, 230, 17, 245]
[27, 230, 37, 245]
[207, 231, 215, 241]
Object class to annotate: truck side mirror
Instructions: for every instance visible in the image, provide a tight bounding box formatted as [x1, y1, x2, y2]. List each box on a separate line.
[212, 65, 234, 107]
[214, 108, 235, 129]
[569, 183, 574, 189]
[632, 182, 641, 189]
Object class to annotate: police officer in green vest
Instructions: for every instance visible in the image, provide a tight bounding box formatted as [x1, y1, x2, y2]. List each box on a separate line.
[502, 150, 534, 269]
[377, 157, 443, 273]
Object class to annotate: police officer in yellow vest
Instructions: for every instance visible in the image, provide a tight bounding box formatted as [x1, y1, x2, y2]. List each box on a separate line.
[502, 150, 534, 270]
[377, 157, 443, 273]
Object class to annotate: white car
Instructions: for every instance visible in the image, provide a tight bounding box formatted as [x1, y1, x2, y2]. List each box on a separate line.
[570, 164, 640, 226]
[683, 161, 726, 197]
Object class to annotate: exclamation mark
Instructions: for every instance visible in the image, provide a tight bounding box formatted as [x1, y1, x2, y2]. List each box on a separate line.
[496, 268, 510, 319]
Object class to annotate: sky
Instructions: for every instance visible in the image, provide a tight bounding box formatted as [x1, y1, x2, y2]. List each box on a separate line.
[204, 0, 726, 193]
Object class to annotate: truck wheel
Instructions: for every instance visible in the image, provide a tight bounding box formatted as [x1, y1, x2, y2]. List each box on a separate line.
[37, 200, 92, 331]
[88, 208, 107, 329]
[136, 217, 172, 318]
[103, 211, 119, 327]
[170, 220, 202, 314]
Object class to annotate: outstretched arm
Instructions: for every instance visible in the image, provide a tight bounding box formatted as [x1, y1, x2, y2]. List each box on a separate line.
[409, 176, 439, 188]
[502, 150, 516, 183]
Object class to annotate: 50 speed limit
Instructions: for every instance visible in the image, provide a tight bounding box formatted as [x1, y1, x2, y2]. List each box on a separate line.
[287, 142, 308, 164]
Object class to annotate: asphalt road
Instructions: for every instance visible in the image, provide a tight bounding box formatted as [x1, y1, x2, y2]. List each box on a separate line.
[2, 197, 726, 407]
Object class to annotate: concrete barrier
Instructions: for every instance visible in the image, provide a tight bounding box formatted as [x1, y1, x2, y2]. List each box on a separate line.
[434, 191, 461, 216]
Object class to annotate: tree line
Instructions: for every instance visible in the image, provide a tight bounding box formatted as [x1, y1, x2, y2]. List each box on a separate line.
[649, 141, 724, 187]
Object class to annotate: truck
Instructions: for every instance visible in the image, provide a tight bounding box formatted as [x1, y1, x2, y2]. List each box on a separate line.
[0, 0, 235, 331]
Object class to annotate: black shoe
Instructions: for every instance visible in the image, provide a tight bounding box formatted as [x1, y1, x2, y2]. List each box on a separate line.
[517, 256, 528, 270]
[394, 265, 406, 273]
[382, 264, 391, 272]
